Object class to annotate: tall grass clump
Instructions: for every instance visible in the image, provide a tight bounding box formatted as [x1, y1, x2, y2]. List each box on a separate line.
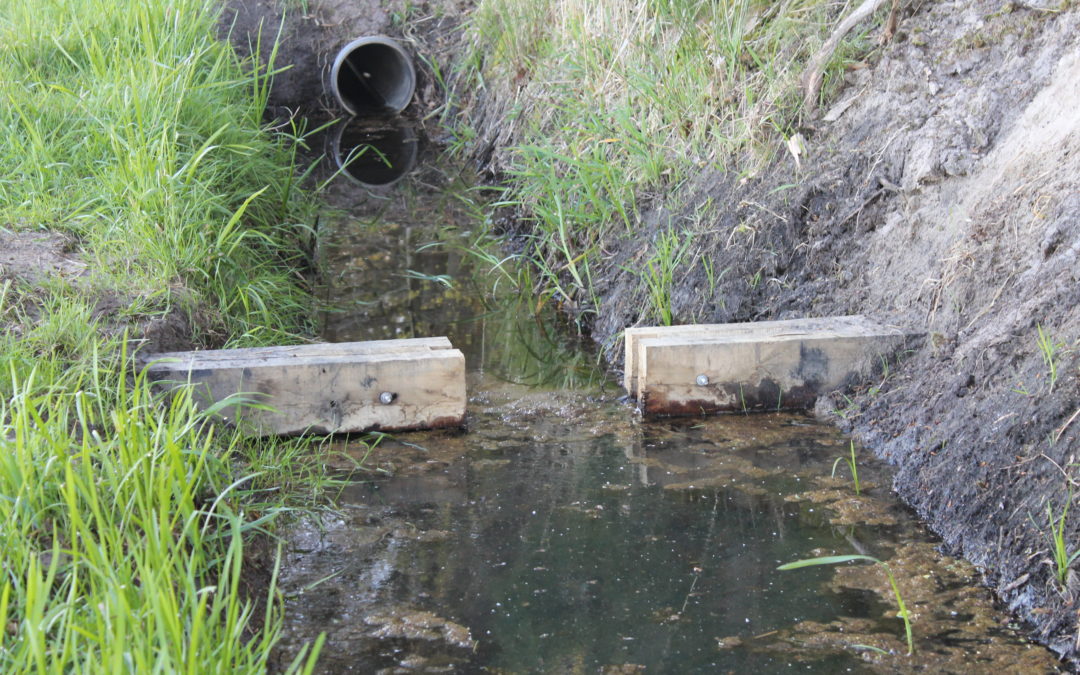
[1038, 496, 1080, 592]
[832, 440, 861, 495]
[0, 358, 319, 672]
[625, 225, 693, 326]
[462, 0, 882, 322]
[0, 0, 315, 346]
[1036, 324, 1064, 394]
[0, 0, 325, 669]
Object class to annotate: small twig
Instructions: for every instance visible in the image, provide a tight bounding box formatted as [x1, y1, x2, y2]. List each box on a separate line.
[1041, 452, 1080, 487]
[1002, 454, 1041, 471]
[679, 575, 699, 615]
[880, 0, 901, 43]
[862, 125, 908, 188]
[1001, 572, 1030, 593]
[1056, 408, 1080, 445]
[964, 274, 1015, 333]
[838, 188, 884, 230]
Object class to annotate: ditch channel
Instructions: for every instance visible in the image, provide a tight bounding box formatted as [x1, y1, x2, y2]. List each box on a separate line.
[266, 122, 1060, 673]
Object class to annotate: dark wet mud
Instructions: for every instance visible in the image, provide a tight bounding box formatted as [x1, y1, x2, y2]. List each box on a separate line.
[269, 144, 1060, 673]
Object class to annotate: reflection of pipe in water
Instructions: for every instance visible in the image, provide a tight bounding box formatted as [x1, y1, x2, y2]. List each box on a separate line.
[329, 36, 415, 115]
[330, 116, 418, 188]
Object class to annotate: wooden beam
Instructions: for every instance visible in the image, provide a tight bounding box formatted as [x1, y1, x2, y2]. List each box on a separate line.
[142, 338, 465, 436]
[625, 316, 882, 398]
[627, 316, 915, 416]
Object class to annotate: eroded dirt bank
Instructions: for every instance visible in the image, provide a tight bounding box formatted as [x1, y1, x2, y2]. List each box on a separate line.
[227, 0, 1080, 662]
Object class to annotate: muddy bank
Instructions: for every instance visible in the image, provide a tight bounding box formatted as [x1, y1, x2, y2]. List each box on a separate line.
[0, 231, 200, 354]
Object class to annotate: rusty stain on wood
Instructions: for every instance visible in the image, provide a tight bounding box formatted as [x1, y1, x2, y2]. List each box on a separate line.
[142, 337, 465, 436]
[625, 316, 918, 417]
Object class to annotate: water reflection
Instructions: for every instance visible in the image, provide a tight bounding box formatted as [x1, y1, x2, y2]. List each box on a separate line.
[330, 116, 418, 187]
[317, 187, 608, 391]
[355, 442, 871, 672]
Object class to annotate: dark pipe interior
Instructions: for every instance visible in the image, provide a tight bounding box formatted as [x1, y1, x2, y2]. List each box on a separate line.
[336, 43, 412, 113]
[335, 118, 418, 187]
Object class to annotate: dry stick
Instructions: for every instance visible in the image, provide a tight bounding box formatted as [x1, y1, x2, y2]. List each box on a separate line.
[1057, 407, 1080, 445]
[802, 0, 891, 112]
[881, 0, 901, 42]
[963, 273, 1015, 333]
[1041, 452, 1080, 488]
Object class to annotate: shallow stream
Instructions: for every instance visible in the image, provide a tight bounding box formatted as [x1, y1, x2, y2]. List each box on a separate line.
[270, 129, 1058, 673]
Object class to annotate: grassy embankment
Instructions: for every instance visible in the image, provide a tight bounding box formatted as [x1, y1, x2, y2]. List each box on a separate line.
[1, 0, 325, 670]
[460, 0, 880, 328]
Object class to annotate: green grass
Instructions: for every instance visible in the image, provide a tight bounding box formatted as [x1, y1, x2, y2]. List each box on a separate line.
[0, 0, 328, 670]
[1036, 324, 1064, 394]
[1, 355, 303, 672]
[460, 0, 885, 324]
[831, 440, 861, 495]
[626, 225, 693, 326]
[0, 0, 316, 346]
[1041, 497, 1080, 591]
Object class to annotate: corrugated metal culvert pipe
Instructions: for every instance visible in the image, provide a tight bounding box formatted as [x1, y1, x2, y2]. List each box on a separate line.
[329, 36, 416, 115]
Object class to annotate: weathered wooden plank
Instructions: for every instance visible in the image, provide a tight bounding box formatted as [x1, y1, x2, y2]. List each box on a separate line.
[630, 317, 913, 416]
[144, 340, 465, 436]
[624, 316, 876, 397]
[146, 336, 453, 366]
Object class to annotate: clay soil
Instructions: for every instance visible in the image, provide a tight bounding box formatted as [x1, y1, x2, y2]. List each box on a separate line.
[225, 0, 1080, 664]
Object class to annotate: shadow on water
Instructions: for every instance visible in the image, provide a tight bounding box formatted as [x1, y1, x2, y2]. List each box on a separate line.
[271, 127, 1061, 673]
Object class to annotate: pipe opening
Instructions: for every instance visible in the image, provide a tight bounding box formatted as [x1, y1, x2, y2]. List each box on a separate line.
[330, 37, 415, 115]
[331, 117, 418, 188]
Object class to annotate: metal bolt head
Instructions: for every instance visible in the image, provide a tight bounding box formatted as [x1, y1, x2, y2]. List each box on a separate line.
[696, 374, 710, 387]
[379, 391, 395, 405]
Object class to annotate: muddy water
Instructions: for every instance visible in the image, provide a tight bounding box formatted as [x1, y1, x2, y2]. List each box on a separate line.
[271, 146, 1059, 672]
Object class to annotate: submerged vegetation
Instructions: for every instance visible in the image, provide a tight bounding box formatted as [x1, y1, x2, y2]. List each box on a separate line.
[461, 0, 880, 326]
[778, 553, 914, 655]
[0, 0, 324, 669]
